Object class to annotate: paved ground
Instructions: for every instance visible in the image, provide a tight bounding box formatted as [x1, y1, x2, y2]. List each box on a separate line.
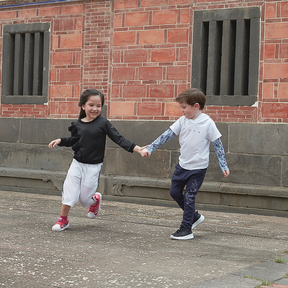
[0, 190, 288, 288]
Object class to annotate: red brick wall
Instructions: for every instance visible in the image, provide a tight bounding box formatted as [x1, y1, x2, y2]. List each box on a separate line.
[0, 0, 287, 123]
[0, 0, 111, 119]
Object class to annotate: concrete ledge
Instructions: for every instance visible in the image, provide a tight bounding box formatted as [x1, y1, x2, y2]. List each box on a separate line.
[201, 181, 288, 198]
[0, 167, 66, 191]
[111, 176, 171, 196]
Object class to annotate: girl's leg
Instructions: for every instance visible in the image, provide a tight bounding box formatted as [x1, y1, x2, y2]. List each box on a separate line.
[181, 169, 206, 230]
[60, 204, 71, 217]
[78, 163, 103, 208]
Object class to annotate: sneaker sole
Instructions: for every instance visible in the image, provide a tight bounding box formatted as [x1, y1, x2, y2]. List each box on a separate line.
[52, 222, 70, 232]
[170, 233, 194, 240]
[192, 215, 204, 229]
[87, 192, 102, 218]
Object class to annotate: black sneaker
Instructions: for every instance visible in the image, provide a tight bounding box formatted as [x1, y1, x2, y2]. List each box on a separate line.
[192, 211, 205, 229]
[170, 225, 194, 240]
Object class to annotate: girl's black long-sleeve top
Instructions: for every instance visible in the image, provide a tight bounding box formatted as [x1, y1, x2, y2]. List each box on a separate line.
[59, 116, 136, 164]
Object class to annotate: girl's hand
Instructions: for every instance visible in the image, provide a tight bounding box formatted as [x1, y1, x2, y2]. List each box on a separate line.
[141, 148, 151, 158]
[223, 169, 230, 177]
[48, 139, 61, 149]
[133, 145, 147, 154]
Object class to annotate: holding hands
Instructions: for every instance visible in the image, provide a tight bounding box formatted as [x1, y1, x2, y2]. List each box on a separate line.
[133, 146, 151, 158]
[140, 148, 151, 158]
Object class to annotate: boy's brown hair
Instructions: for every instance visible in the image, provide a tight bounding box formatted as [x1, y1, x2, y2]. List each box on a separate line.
[176, 88, 206, 110]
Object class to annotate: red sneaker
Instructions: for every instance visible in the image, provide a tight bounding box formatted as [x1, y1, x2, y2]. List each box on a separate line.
[87, 192, 102, 218]
[52, 217, 70, 232]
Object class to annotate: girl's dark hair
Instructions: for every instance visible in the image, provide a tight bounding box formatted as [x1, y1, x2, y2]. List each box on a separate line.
[176, 88, 206, 110]
[78, 89, 105, 119]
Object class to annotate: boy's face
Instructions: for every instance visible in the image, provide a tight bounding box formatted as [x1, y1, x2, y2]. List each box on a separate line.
[179, 101, 201, 120]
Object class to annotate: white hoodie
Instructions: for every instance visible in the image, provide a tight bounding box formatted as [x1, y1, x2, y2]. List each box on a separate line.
[170, 113, 221, 170]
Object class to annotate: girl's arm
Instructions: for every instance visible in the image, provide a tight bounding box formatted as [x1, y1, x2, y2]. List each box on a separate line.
[141, 128, 176, 157]
[211, 138, 229, 177]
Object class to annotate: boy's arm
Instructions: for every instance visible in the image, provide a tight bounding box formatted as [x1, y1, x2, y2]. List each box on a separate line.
[212, 138, 229, 177]
[142, 128, 176, 157]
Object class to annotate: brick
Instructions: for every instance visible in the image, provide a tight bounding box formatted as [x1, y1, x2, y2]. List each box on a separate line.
[262, 103, 288, 118]
[54, 19, 75, 31]
[123, 85, 146, 98]
[53, 52, 73, 65]
[111, 85, 120, 98]
[139, 30, 164, 45]
[141, 0, 166, 6]
[168, 28, 189, 43]
[150, 85, 174, 98]
[59, 101, 79, 114]
[60, 34, 82, 48]
[151, 48, 175, 62]
[125, 12, 149, 27]
[76, 18, 82, 31]
[264, 63, 288, 79]
[60, 69, 81, 82]
[110, 101, 134, 116]
[113, 31, 136, 46]
[0, 10, 16, 19]
[112, 68, 135, 80]
[262, 83, 274, 99]
[180, 8, 190, 24]
[139, 67, 162, 80]
[279, 83, 288, 98]
[52, 36, 59, 49]
[114, 0, 138, 9]
[264, 44, 275, 59]
[164, 102, 182, 117]
[265, 23, 288, 39]
[124, 49, 148, 63]
[51, 85, 73, 98]
[152, 10, 177, 25]
[167, 66, 187, 80]
[114, 14, 122, 28]
[113, 51, 121, 63]
[62, 4, 83, 15]
[281, 1, 288, 17]
[169, 0, 187, 4]
[38, 6, 60, 17]
[265, 3, 276, 18]
[179, 48, 188, 61]
[137, 102, 161, 116]
[18, 8, 36, 18]
[280, 44, 288, 58]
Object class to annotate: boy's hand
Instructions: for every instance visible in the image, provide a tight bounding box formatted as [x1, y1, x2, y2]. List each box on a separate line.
[48, 139, 61, 149]
[141, 148, 151, 158]
[133, 145, 147, 154]
[223, 169, 229, 177]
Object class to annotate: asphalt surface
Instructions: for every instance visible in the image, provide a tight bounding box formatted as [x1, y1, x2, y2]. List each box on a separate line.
[0, 190, 288, 288]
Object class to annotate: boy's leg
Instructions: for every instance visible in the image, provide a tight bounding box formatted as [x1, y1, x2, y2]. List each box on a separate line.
[170, 164, 187, 210]
[181, 169, 206, 230]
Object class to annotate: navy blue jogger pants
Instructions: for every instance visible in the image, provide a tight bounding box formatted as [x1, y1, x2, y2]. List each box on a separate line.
[170, 163, 207, 230]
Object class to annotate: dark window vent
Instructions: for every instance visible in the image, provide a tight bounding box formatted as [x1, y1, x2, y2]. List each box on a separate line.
[192, 7, 260, 106]
[1, 23, 50, 104]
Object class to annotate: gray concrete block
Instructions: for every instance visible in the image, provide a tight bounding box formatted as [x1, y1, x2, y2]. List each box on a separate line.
[0, 118, 21, 142]
[104, 148, 171, 178]
[222, 153, 281, 186]
[229, 123, 288, 155]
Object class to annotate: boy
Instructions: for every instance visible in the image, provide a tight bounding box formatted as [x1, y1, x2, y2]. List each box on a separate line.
[141, 88, 229, 240]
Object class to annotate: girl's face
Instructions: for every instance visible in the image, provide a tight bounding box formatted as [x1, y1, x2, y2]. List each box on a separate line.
[82, 95, 102, 121]
[179, 101, 201, 120]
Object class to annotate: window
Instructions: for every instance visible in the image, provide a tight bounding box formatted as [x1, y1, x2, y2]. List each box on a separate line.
[192, 7, 260, 106]
[1, 23, 50, 104]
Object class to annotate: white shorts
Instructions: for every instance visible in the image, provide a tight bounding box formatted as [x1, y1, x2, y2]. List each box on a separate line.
[62, 158, 103, 208]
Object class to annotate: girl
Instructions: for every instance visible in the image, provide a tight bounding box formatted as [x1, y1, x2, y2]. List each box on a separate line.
[49, 89, 144, 231]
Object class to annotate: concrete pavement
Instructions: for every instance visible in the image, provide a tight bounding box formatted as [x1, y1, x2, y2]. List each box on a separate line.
[0, 190, 288, 288]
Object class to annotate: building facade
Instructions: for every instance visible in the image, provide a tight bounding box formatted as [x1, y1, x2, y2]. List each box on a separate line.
[0, 0, 287, 211]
